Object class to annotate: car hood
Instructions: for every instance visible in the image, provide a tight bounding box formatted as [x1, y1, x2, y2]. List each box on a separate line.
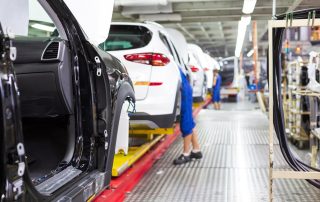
[64, 0, 114, 46]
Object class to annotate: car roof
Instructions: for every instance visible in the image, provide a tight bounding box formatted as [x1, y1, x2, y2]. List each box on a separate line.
[188, 43, 203, 52]
[166, 28, 188, 64]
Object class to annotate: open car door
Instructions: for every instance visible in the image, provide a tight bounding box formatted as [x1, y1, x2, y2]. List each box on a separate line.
[0, 24, 26, 201]
[64, 0, 114, 45]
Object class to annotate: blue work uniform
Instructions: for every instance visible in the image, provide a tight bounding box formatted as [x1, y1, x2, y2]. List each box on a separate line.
[212, 74, 221, 102]
[179, 68, 195, 137]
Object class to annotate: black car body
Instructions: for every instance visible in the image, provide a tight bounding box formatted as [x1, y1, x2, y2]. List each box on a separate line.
[0, 0, 135, 201]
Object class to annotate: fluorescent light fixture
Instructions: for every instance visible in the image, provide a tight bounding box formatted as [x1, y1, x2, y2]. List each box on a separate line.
[31, 23, 55, 32]
[247, 49, 254, 57]
[235, 16, 250, 57]
[241, 15, 251, 26]
[242, 0, 257, 14]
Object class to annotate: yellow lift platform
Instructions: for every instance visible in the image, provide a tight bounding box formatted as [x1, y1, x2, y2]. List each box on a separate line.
[129, 128, 174, 136]
[112, 127, 174, 177]
[112, 134, 164, 176]
[193, 94, 211, 108]
[112, 98, 208, 177]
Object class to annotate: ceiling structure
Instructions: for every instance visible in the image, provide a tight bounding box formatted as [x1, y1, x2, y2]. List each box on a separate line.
[112, 0, 320, 58]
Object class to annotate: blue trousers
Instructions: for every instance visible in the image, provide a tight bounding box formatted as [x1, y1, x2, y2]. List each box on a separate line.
[212, 87, 221, 102]
[179, 69, 195, 137]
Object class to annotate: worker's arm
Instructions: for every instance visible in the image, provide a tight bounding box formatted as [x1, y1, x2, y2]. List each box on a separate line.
[213, 75, 217, 86]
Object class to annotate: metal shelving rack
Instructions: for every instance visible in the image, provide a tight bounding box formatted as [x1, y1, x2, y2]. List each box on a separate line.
[285, 61, 310, 148]
[268, 18, 320, 202]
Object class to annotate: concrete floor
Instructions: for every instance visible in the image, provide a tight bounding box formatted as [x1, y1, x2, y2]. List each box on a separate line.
[125, 101, 320, 202]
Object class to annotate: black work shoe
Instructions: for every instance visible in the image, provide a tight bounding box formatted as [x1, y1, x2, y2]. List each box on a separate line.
[173, 154, 191, 165]
[190, 151, 203, 159]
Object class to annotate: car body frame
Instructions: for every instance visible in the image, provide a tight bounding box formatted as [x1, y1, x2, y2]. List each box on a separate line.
[0, 0, 135, 201]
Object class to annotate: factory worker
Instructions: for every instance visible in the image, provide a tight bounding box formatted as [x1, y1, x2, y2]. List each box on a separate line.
[173, 67, 203, 165]
[212, 66, 222, 110]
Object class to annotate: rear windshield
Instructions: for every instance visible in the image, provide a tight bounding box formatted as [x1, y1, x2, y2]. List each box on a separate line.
[99, 25, 152, 51]
[221, 60, 235, 86]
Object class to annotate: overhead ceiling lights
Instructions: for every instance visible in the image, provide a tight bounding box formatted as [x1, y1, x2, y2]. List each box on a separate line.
[241, 15, 251, 26]
[235, 16, 251, 57]
[235, 0, 256, 57]
[31, 23, 55, 32]
[242, 0, 257, 14]
[247, 49, 254, 57]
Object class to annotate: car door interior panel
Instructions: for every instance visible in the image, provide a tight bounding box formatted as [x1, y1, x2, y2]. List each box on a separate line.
[11, 37, 74, 184]
[13, 37, 73, 117]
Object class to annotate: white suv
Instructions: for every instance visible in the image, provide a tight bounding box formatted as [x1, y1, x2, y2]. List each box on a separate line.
[165, 28, 194, 91]
[188, 44, 207, 102]
[203, 53, 216, 90]
[100, 22, 181, 129]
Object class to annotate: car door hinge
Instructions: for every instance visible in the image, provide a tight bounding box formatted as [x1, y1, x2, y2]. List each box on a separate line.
[104, 129, 109, 150]
[95, 129, 109, 149]
[94, 56, 102, 77]
[9, 46, 16, 61]
[12, 179, 23, 200]
[7, 178, 24, 201]
[16, 143, 25, 177]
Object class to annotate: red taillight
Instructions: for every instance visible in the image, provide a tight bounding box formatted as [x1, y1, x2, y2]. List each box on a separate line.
[190, 66, 199, 72]
[124, 53, 151, 65]
[124, 53, 170, 66]
[149, 82, 163, 86]
[151, 53, 170, 66]
[134, 81, 163, 86]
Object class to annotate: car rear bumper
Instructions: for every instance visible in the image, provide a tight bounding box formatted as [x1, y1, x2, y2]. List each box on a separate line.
[192, 84, 203, 98]
[129, 83, 181, 129]
[129, 112, 176, 129]
[193, 96, 204, 103]
[220, 87, 239, 96]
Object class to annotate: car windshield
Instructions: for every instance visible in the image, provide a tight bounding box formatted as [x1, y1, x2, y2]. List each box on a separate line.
[99, 25, 152, 51]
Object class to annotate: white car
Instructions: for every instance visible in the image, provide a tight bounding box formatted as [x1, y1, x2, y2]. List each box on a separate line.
[188, 44, 207, 102]
[101, 22, 181, 129]
[165, 28, 196, 95]
[220, 56, 240, 98]
[203, 53, 219, 91]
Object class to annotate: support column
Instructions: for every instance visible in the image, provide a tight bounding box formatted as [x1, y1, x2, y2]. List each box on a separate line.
[252, 21, 259, 85]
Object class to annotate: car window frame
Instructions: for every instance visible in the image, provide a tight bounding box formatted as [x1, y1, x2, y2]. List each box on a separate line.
[169, 40, 183, 66]
[101, 25, 153, 51]
[159, 31, 175, 58]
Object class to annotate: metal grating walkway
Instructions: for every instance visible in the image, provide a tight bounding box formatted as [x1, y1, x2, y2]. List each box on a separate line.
[125, 104, 320, 202]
